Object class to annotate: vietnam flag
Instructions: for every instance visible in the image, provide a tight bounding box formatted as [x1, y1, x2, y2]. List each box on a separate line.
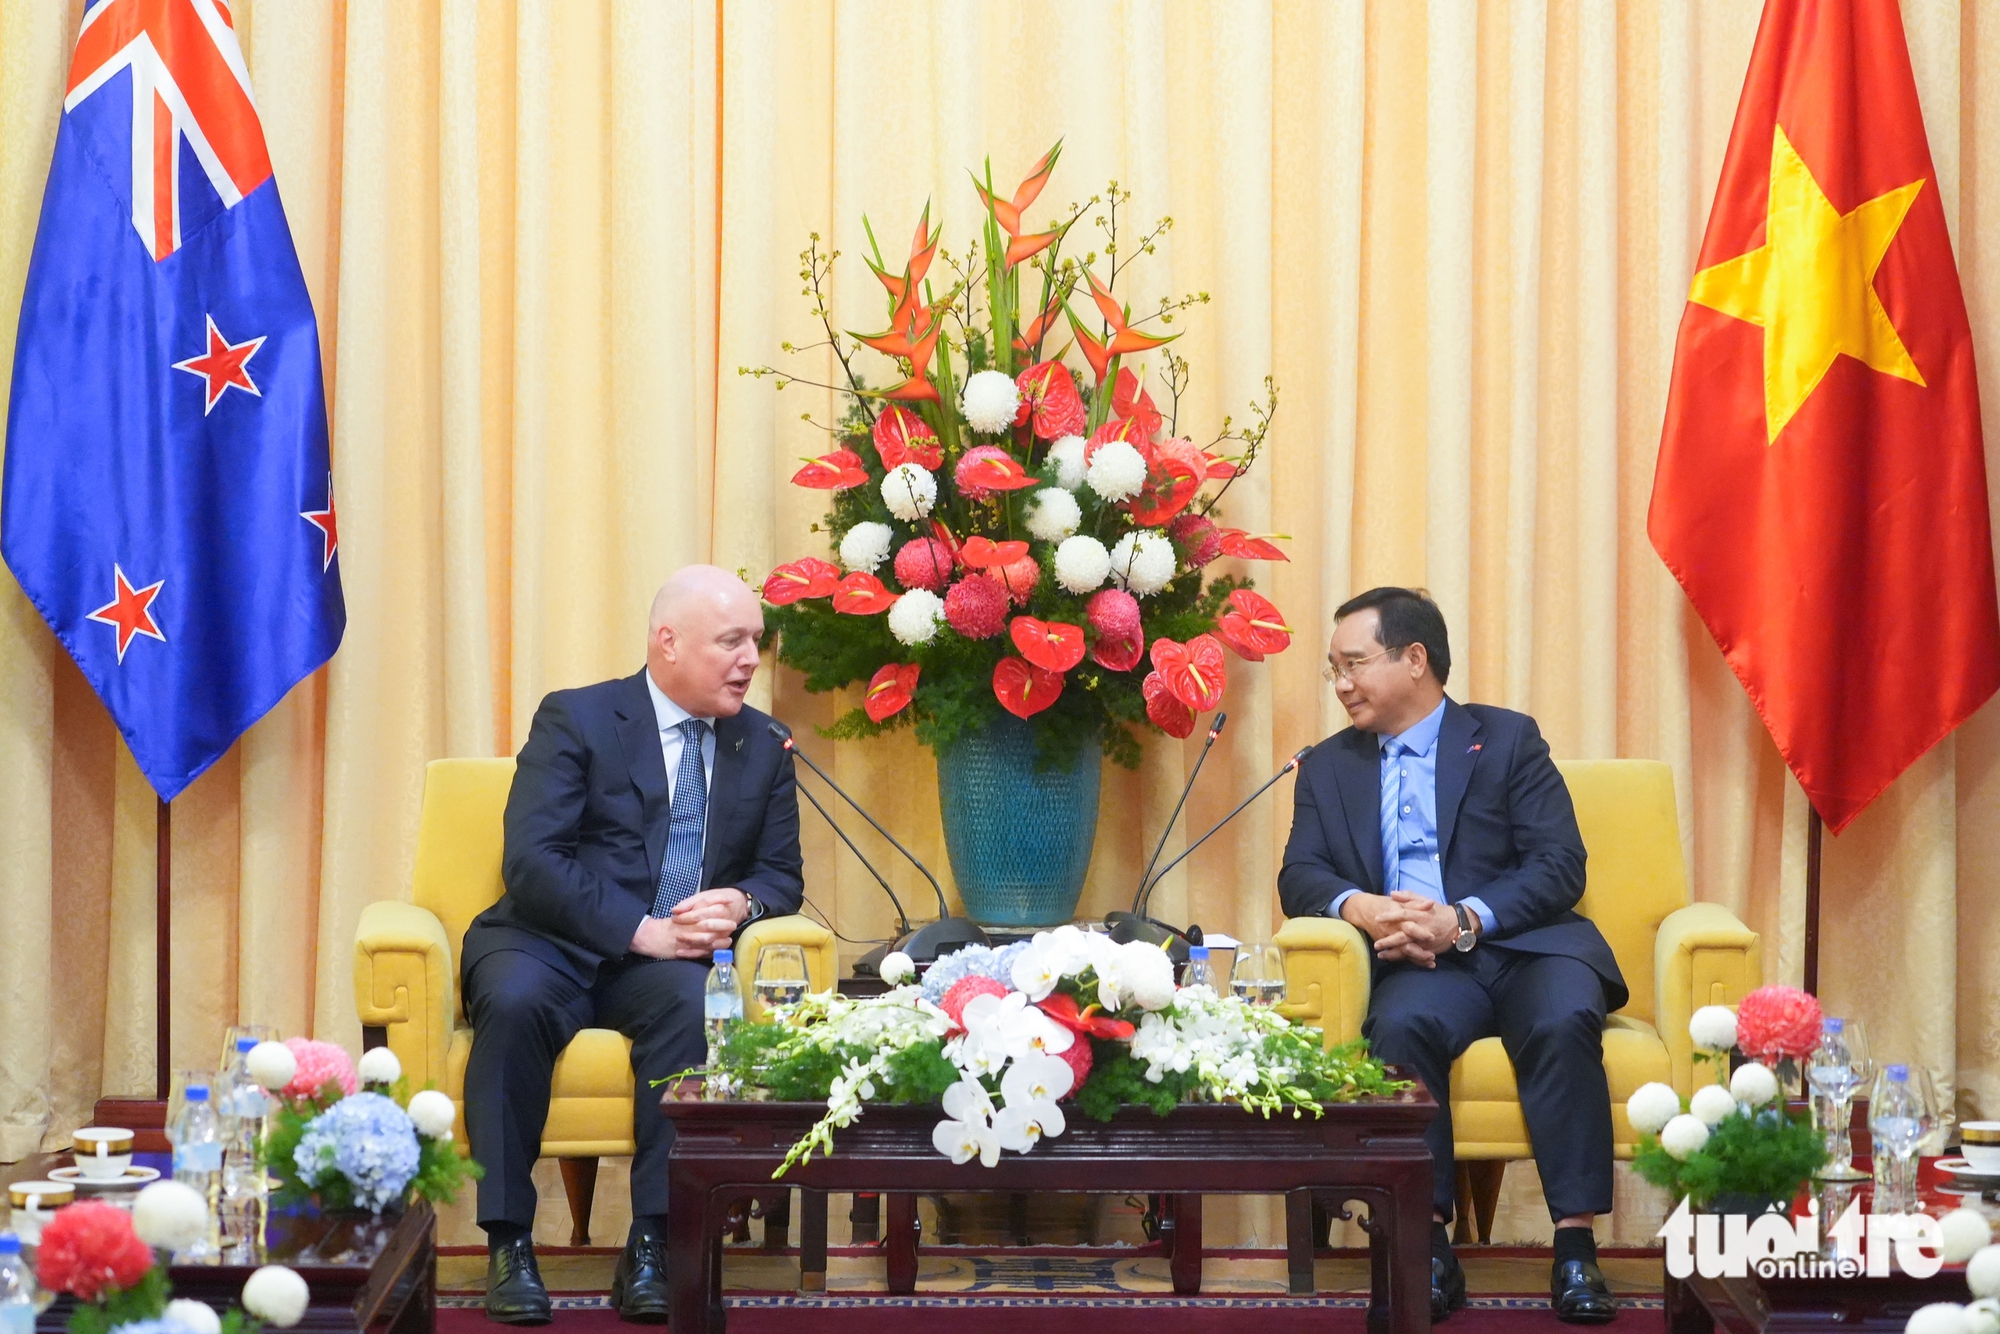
[1650, 0, 2000, 833]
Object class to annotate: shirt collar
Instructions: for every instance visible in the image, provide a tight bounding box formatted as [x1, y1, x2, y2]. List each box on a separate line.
[646, 670, 714, 735]
[1379, 697, 1447, 759]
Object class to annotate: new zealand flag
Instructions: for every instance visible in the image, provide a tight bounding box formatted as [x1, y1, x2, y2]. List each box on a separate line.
[3, 0, 344, 800]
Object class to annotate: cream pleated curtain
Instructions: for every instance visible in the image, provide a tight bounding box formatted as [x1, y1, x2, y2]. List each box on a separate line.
[2, 0, 1997, 1245]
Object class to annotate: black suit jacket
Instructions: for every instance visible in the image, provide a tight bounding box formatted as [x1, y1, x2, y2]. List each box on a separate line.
[461, 669, 805, 987]
[1277, 698, 1627, 1011]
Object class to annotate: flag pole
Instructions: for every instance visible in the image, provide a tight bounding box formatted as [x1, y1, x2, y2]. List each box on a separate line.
[1803, 805, 1823, 995]
[156, 795, 171, 1099]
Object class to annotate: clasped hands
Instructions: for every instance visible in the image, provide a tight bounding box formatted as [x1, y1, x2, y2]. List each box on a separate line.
[629, 887, 752, 959]
[1339, 889, 1464, 968]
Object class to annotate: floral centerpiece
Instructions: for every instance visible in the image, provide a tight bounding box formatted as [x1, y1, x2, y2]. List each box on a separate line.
[36, 1181, 309, 1334]
[244, 1037, 479, 1214]
[1626, 990, 1827, 1212]
[698, 929, 1405, 1176]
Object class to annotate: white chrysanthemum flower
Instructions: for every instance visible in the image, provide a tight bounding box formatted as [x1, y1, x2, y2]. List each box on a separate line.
[839, 521, 895, 573]
[960, 369, 1022, 434]
[1689, 1005, 1738, 1053]
[1908, 1305, 1978, 1334]
[1969, 1300, 2000, 1334]
[242, 1266, 311, 1329]
[1729, 1062, 1780, 1108]
[406, 1089, 457, 1139]
[1054, 535, 1111, 594]
[245, 1040, 297, 1092]
[1625, 1082, 1681, 1135]
[1972, 1246, 2000, 1299]
[1025, 487, 1081, 542]
[133, 1179, 210, 1251]
[165, 1300, 222, 1334]
[1099, 940, 1177, 1013]
[881, 463, 937, 521]
[1943, 1210, 1996, 1264]
[356, 1046, 401, 1086]
[1689, 1084, 1737, 1126]
[1659, 1113, 1710, 1160]
[887, 587, 945, 646]
[1108, 529, 1176, 597]
[1085, 439, 1148, 502]
[879, 951, 916, 986]
[1047, 435, 1088, 490]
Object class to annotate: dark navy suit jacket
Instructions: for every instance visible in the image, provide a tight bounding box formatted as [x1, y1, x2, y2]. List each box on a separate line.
[461, 669, 805, 988]
[1277, 698, 1627, 1011]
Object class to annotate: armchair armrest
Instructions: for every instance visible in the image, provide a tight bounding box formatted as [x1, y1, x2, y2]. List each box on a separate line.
[354, 900, 456, 1091]
[737, 914, 839, 1018]
[1654, 901, 1762, 1094]
[1273, 915, 1372, 1050]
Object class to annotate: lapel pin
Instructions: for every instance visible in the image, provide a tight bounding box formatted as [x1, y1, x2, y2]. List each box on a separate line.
[1466, 743, 1482, 753]
[735, 738, 744, 753]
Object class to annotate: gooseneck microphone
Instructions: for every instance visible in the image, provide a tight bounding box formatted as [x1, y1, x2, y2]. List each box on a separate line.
[795, 781, 910, 938]
[1130, 712, 1226, 912]
[1136, 743, 1316, 918]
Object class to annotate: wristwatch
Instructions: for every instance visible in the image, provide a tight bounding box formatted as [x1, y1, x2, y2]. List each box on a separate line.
[1452, 902, 1477, 952]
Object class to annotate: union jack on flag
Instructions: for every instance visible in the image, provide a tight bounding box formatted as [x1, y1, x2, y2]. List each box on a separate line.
[3, 0, 345, 799]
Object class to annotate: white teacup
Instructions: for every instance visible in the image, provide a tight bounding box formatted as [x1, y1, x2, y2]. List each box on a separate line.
[73, 1126, 135, 1180]
[1961, 1120, 2000, 1172]
[9, 1180, 75, 1243]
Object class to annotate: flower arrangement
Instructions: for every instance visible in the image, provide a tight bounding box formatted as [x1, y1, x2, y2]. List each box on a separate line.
[246, 1038, 479, 1214]
[744, 144, 1287, 768]
[35, 1185, 308, 1334]
[1733, 985, 1823, 1065]
[698, 926, 1406, 1175]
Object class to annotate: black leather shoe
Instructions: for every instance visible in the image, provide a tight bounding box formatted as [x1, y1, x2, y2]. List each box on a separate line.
[484, 1237, 551, 1326]
[1432, 1244, 1468, 1323]
[1551, 1257, 1618, 1324]
[611, 1228, 672, 1323]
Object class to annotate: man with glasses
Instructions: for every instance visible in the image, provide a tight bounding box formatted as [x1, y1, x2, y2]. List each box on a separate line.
[1279, 587, 1623, 1325]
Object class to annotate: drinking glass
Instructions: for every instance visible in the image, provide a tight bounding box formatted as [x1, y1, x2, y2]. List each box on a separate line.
[1869, 1062, 1937, 1213]
[753, 943, 810, 1017]
[217, 1024, 278, 1073]
[1808, 1018, 1871, 1180]
[1229, 944, 1286, 1008]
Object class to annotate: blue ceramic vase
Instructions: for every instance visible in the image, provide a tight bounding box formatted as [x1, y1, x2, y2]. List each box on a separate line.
[935, 714, 1101, 928]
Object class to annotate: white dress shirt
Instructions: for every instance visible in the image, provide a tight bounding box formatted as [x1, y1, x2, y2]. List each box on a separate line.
[646, 671, 716, 852]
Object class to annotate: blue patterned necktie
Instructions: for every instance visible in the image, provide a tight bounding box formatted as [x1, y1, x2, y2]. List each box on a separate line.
[1379, 737, 1404, 893]
[651, 717, 710, 917]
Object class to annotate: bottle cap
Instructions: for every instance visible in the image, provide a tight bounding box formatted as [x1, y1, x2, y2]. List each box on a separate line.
[1823, 1017, 1844, 1034]
[1189, 946, 1209, 960]
[1888, 1063, 1909, 1082]
[237, 1036, 258, 1052]
[186, 1085, 210, 1102]
[715, 949, 733, 965]
[0, 1232, 19, 1255]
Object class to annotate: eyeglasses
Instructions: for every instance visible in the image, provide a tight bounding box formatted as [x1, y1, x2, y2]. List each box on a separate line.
[1322, 647, 1400, 684]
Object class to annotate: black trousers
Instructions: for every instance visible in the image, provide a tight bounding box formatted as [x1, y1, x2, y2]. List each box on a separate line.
[462, 949, 709, 1232]
[1362, 946, 1612, 1225]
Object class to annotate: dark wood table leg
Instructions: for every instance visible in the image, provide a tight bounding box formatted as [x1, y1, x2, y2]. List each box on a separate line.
[1389, 1170, 1431, 1334]
[1168, 1193, 1203, 1295]
[1664, 1272, 1714, 1334]
[1367, 1203, 1390, 1334]
[850, 1191, 881, 1242]
[1286, 1189, 1315, 1295]
[762, 1189, 791, 1249]
[668, 1185, 714, 1334]
[798, 1190, 828, 1292]
[885, 1193, 919, 1294]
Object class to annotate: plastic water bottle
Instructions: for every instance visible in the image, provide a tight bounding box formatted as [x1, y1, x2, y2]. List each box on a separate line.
[220, 1037, 269, 1201]
[1183, 945, 1214, 990]
[1870, 1064, 1926, 1213]
[704, 950, 743, 1074]
[0, 1234, 39, 1334]
[173, 1085, 224, 1232]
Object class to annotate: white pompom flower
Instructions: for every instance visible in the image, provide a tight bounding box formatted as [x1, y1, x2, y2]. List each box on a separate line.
[1690, 1005, 1738, 1053]
[1659, 1113, 1711, 1160]
[1047, 435, 1088, 490]
[1942, 1210, 1996, 1264]
[1968, 1300, 2000, 1334]
[242, 1266, 311, 1329]
[406, 1089, 457, 1140]
[881, 463, 937, 521]
[878, 952, 916, 986]
[165, 1301, 222, 1334]
[1054, 535, 1111, 594]
[245, 1040, 298, 1092]
[133, 1179, 210, 1251]
[1625, 1082, 1682, 1135]
[1908, 1304, 1978, 1334]
[888, 587, 945, 646]
[960, 369, 1022, 434]
[1729, 1061, 1780, 1108]
[1108, 530, 1177, 597]
[1972, 1245, 2000, 1299]
[356, 1046, 401, 1086]
[1025, 487, 1082, 542]
[1085, 439, 1148, 502]
[839, 521, 895, 573]
[1689, 1084, 1738, 1126]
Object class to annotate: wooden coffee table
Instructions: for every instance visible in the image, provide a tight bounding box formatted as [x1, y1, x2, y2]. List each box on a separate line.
[8, 1152, 435, 1334]
[663, 1079, 1439, 1334]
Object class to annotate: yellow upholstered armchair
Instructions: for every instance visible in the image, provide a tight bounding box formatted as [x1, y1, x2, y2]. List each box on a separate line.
[354, 757, 836, 1243]
[1274, 758, 1761, 1242]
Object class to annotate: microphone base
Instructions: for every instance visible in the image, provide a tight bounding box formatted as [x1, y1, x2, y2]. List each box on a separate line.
[852, 918, 991, 977]
[1103, 912, 1201, 966]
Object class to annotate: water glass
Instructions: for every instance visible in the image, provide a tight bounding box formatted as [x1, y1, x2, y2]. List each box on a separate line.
[217, 1024, 278, 1073]
[1869, 1062, 1937, 1213]
[1808, 1018, 1871, 1180]
[753, 943, 810, 1016]
[1229, 944, 1286, 1007]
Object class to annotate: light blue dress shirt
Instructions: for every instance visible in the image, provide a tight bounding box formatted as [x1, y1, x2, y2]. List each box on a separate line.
[1330, 699, 1497, 936]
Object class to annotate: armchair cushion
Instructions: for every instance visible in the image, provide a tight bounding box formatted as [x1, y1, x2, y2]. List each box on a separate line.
[1446, 1014, 1674, 1158]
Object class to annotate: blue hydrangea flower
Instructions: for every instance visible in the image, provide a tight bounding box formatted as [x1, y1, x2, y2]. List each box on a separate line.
[293, 1090, 421, 1212]
[919, 941, 1031, 1006]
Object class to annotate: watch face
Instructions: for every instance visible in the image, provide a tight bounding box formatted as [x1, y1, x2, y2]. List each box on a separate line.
[1455, 931, 1475, 952]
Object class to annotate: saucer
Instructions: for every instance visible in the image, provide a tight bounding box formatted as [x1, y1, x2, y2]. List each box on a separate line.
[49, 1165, 160, 1189]
[1936, 1157, 2000, 1184]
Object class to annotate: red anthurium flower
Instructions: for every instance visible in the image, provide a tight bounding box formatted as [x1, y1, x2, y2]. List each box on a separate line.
[1125, 439, 1205, 527]
[832, 571, 899, 615]
[957, 453, 1037, 493]
[1150, 633, 1227, 712]
[873, 405, 943, 470]
[1081, 415, 1153, 467]
[1092, 625, 1144, 672]
[790, 448, 869, 490]
[993, 656, 1064, 719]
[1143, 670, 1195, 738]
[928, 519, 965, 568]
[1010, 617, 1087, 673]
[1112, 367, 1164, 440]
[1215, 528, 1291, 562]
[1016, 362, 1088, 440]
[1201, 450, 1239, 479]
[1217, 590, 1293, 659]
[761, 557, 842, 605]
[971, 141, 1064, 268]
[864, 662, 921, 722]
[959, 536, 1030, 570]
[1037, 991, 1137, 1041]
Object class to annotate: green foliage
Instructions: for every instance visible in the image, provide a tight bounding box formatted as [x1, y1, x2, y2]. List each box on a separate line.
[262, 1079, 482, 1211]
[1631, 1105, 1827, 1209]
[68, 1267, 169, 1334]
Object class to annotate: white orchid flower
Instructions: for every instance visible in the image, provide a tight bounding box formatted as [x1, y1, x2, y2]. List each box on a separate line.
[932, 1113, 1001, 1167]
[942, 1077, 996, 1124]
[961, 991, 1074, 1059]
[1010, 949, 1063, 1002]
[993, 1054, 1073, 1152]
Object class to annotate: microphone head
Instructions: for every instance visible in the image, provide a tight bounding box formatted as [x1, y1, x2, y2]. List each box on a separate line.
[1205, 711, 1227, 741]
[768, 720, 796, 750]
[1287, 742, 1315, 768]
